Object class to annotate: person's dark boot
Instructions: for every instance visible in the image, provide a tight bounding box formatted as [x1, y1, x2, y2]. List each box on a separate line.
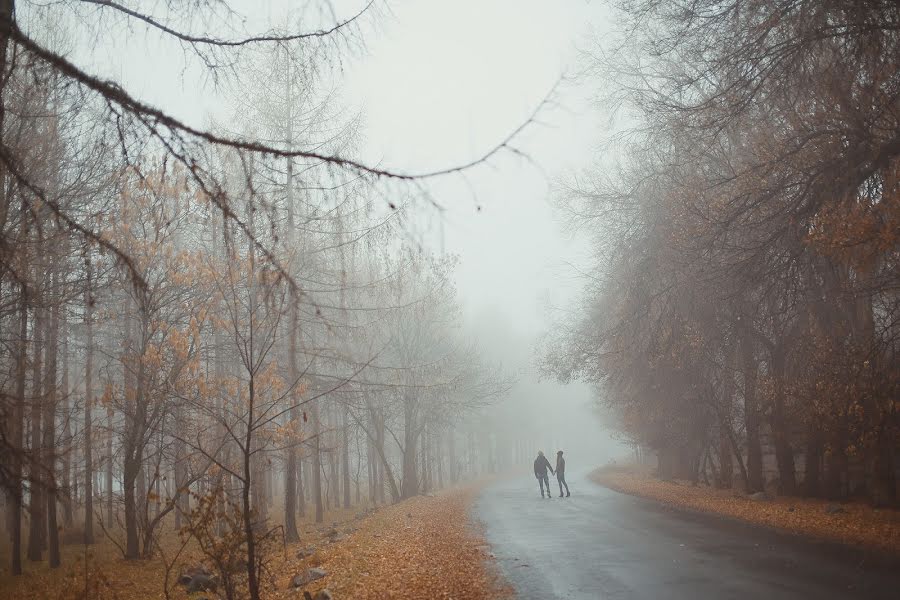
[566, 492, 571, 497]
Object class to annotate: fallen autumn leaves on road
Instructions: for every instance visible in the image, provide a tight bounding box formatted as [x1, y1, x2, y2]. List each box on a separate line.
[275, 485, 511, 600]
[0, 485, 509, 600]
[592, 464, 900, 558]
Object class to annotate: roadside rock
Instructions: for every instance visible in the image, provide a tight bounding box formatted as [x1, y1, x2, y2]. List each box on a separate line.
[291, 567, 327, 588]
[186, 573, 219, 594]
[178, 564, 213, 587]
[749, 491, 768, 501]
[178, 564, 219, 594]
[296, 546, 317, 559]
[825, 503, 846, 515]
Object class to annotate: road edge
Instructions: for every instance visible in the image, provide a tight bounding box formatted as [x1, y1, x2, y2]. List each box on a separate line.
[590, 465, 900, 568]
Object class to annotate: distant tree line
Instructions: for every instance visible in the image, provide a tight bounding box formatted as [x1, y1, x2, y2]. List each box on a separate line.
[544, 0, 899, 506]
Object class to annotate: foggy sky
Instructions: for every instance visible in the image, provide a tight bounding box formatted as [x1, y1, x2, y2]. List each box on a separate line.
[60, 0, 624, 462]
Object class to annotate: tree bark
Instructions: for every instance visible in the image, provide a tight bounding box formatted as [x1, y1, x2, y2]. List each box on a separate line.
[769, 346, 796, 495]
[43, 268, 60, 568]
[60, 313, 73, 528]
[83, 256, 94, 543]
[341, 406, 351, 509]
[10, 259, 27, 574]
[400, 394, 419, 499]
[106, 404, 113, 528]
[740, 329, 764, 493]
[311, 398, 324, 523]
[26, 303, 45, 562]
[803, 426, 822, 497]
[243, 374, 260, 600]
[284, 303, 300, 542]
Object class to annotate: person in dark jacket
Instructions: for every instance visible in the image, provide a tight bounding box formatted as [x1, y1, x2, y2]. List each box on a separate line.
[556, 450, 570, 497]
[534, 451, 554, 498]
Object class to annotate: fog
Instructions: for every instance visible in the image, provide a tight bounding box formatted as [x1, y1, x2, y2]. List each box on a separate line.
[345, 0, 625, 465]
[87, 0, 625, 466]
[4, 2, 898, 597]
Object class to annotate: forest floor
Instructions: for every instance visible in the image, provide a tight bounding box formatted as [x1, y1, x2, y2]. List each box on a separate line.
[591, 463, 900, 558]
[0, 483, 509, 600]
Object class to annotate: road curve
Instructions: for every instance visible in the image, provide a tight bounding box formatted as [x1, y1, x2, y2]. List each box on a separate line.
[473, 469, 900, 599]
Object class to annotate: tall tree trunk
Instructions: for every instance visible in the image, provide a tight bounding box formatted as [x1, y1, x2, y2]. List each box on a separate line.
[769, 347, 796, 495]
[366, 424, 375, 503]
[43, 269, 60, 568]
[717, 338, 737, 488]
[297, 455, 305, 517]
[740, 330, 763, 493]
[106, 404, 113, 528]
[122, 451, 140, 559]
[341, 406, 351, 509]
[824, 432, 848, 500]
[284, 303, 300, 542]
[717, 425, 733, 489]
[311, 398, 323, 523]
[10, 270, 27, 574]
[375, 409, 386, 503]
[83, 257, 94, 543]
[401, 394, 419, 499]
[448, 429, 457, 484]
[871, 423, 897, 508]
[122, 317, 146, 560]
[27, 304, 45, 562]
[173, 408, 188, 530]
[243, 372, 260, 600]
[803, 426, 822, 497]
[60, 314, 73, 528]
[435, 431, 444, 490]
[328, 408, 339, 509]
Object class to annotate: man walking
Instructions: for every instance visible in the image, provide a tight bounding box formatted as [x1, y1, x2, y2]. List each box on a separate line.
[556, 450, 570, 497]
[534, 451, 554, 498]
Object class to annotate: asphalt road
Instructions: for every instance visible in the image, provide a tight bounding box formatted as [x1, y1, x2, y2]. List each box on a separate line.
[473, 469, 900, 599]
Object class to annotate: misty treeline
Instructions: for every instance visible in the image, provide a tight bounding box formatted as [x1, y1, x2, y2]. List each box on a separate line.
[0, 0, 510, 592]
[545, 1, 899, 506]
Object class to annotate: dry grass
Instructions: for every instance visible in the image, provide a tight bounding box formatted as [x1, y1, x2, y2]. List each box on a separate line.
[592, 464, 900, 557]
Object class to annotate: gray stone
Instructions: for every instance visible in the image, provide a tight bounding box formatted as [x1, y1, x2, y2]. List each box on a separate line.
[825, 503, 846, 515]
[296, 546, 317, 559]
[185, 574, 219, 594]
[178, 564, 218, 594]
[749, 491, 768, 501]
[291, 567, 327, 588]
[314, 590, 334, 600]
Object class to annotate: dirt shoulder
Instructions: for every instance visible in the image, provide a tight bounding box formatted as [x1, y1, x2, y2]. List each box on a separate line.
[0, 485, 508, 600]
[591, 464, 900, 558]
[274, 485, 510, 599]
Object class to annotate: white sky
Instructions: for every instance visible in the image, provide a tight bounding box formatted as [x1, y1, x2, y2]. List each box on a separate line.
[51, 0, 624, 458]
[341, 0, 611, 334]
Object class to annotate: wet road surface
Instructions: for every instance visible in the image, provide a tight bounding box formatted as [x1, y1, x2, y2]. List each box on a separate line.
[474, 470, 900, 599]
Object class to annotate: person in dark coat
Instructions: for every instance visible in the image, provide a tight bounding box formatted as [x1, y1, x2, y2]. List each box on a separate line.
[556, 450, 570, 497]
[534, 451, 554, 498]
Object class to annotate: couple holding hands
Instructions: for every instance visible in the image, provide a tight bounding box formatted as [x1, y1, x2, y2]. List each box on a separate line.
[534, 450, 570, 498]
